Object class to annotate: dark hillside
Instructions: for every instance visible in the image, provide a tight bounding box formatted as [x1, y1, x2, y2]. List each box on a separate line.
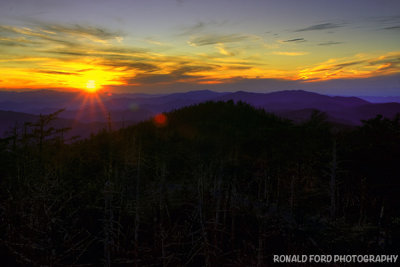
[0, 101, 399, 266]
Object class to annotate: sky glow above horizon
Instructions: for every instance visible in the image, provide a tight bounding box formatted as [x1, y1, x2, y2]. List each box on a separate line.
[0, 0, 399, 95]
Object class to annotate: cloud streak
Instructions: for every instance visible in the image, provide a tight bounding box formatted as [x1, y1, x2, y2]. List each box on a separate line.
[179, 20, 227, 36]
[295, 23, 343, 32]
[0, 22, 122, 49]
[283, 38, 306, 43]
[188, 34, 251, 46]
[37, 70, 79, 75]
[384, 25, 400, 30]
[299, 52, 400, 81]
[318, 41, 343, 46]
[369, 15, 400, 31]
[129, 65, 216, 84]
[28, 21, 123, 43]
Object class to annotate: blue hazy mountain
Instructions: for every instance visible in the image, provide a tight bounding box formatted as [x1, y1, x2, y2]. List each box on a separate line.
[1, 89, 400, 138]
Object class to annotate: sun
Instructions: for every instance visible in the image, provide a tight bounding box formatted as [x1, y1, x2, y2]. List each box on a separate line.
[85, 80, 97, 93]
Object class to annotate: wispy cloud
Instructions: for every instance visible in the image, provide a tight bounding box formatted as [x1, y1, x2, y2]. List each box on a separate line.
[318, 41, 343, 46]
[368, 15, 400, 30]
[294, 23, 343, 32]
[144, 38, 165, 46]
[43, 24, 120, 40]
[27, 20, 123, 43]
[37, 70, 79, 75]
[0, 22, 123, 49]
[102, 61, 159, 72]
[0, 37, 36, 47]
[180, 22, 206, 36]
[179, 20, 227, 36]
[368, 54, 400, 73]
[188, 34, 250, 46]
[332, 61, 364, 70]
[282, 38, 306, 43]
[129, 64, 216, 84]
[383, 25, 400, 30]
[273, 51, 308, 56]
[216, 43, 235, 56]
[299, 52, 400, 81]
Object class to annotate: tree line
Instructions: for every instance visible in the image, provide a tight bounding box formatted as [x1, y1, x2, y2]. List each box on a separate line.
[0, 101, 399, 266]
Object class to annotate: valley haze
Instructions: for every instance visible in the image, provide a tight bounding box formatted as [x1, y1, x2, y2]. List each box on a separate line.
[1, 88, 400, 139]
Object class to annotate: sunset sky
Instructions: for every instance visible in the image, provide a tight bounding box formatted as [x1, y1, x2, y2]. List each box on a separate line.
[0, 0, 399, 95]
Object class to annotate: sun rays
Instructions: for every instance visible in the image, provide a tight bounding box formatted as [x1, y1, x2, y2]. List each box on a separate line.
[62, 89, 112, 133]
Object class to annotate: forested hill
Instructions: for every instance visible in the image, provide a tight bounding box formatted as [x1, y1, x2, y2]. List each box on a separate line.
[1, 101, 399, 266]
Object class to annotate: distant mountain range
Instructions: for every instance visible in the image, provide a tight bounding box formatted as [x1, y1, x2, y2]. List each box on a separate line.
[1, 89, 400, 138]
[359, 96, 400, 103]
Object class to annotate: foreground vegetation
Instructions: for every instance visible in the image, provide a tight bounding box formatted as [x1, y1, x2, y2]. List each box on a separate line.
[1, 101, 399, 266]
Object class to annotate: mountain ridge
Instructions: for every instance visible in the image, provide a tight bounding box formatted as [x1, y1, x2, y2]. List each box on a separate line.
[1, 89, 400, 138]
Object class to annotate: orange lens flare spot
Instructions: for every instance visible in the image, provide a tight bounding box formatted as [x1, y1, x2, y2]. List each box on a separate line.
[154, 113, 167, 127]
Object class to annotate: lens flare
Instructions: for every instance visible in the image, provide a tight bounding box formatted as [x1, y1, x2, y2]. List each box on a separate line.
[154, 113, 167, 127]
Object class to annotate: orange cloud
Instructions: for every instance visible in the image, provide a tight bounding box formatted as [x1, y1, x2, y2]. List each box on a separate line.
[298, 52, 400, 81]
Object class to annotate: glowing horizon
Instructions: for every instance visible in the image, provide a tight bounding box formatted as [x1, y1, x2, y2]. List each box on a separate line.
[0, 0, 399, 95]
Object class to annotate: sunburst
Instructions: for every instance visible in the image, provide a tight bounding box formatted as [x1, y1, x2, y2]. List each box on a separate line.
[85, 80, 97, 93]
